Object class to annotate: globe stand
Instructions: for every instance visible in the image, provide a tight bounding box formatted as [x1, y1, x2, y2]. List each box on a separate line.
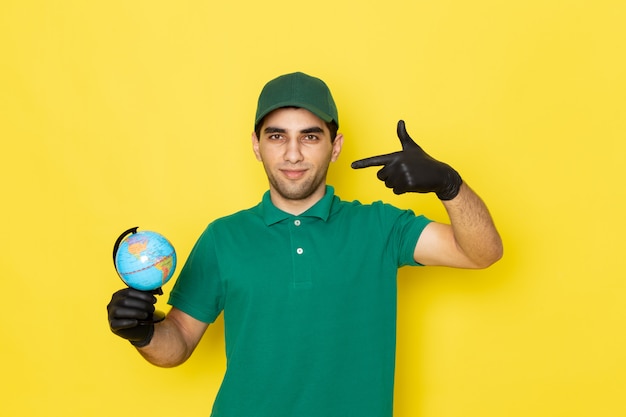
[113, 226, 166, 324]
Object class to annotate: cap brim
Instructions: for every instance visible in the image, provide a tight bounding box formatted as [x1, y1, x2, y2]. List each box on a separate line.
[255, 102, 334, 128]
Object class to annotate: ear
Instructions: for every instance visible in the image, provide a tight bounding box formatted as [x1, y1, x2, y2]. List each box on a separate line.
[251, 132, 262, 161]
[330, 133, 344, 162]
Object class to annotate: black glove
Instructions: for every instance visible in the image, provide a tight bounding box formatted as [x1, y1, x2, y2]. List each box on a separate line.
[351, 120, 462, 200]
[107, 288, 159, 347]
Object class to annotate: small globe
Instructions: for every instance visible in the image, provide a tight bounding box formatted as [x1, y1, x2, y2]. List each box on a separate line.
[114, 230, 177, 291]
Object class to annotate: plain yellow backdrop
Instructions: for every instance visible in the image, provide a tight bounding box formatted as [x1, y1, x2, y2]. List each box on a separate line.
[1, 1, 625, 416]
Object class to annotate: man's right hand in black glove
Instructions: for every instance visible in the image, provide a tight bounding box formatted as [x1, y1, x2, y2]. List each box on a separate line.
[107, 288, 158, 347]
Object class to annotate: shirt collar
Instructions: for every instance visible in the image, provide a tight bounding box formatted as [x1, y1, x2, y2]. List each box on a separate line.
[261, 185, 336, 226]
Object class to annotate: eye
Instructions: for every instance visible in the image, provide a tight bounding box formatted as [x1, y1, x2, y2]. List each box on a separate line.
[302, 134, 319, 142]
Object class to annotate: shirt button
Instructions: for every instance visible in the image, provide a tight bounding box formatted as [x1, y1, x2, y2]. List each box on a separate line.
[294, 220, 301, 226]
[296, 248, 304, 255]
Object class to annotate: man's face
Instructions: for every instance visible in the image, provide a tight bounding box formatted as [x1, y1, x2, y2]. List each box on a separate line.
[252, 107, 343, 212]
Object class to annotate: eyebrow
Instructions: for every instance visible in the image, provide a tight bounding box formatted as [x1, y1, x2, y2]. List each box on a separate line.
[263, 127, 286, 134]
[263, 126, 325, 134]
[301, 127, 325, 134]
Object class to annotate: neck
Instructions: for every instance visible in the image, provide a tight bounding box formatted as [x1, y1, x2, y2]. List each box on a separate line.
[269, 186, 327, 215]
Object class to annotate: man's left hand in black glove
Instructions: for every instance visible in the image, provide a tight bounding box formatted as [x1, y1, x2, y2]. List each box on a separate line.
[351, 120, 462, 200]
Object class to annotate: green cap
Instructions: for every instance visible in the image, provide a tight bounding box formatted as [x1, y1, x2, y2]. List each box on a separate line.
[254, 72, 339, 129]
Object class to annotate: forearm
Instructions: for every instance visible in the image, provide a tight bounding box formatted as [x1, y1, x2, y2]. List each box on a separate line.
[135, 315, 197, 368]
[442, 182, 503, 268]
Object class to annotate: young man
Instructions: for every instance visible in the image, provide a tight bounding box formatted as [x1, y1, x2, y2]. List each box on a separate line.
[108, 72, 502, 417]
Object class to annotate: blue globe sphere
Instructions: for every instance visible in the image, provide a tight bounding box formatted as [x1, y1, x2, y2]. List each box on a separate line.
[114, 230, 177, 291]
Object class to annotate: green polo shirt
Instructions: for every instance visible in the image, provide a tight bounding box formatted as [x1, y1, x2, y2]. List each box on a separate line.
[169, 186, 431, 417]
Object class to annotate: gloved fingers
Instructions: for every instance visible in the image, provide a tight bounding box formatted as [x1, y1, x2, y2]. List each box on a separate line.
[376, 165, 390, 182]
[384, 170, 411, 195]
[114, 295, 157, 312]
[396, 120, 423, 152]
[107, 288, 157, 324]
[351, 152, 397, 169]
[110, 317, 141, 332]
[109, 289, 157, 308]
[390, 181, 410, 195]
[110, 304, 153, 320]
[121, 288, 159, 303]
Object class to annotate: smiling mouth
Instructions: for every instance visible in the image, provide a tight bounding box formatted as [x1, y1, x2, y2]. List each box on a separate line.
[280, 169, 307, 180]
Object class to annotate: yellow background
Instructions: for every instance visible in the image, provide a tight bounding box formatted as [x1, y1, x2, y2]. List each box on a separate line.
[2, 1, 625, 416]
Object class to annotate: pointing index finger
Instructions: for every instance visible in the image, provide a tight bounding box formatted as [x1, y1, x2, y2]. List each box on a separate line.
[351, 153, 396, 169]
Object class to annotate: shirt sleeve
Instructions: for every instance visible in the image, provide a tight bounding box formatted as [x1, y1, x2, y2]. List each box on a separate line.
[167, 225, 224, 323]
[389, 207, 432, 267]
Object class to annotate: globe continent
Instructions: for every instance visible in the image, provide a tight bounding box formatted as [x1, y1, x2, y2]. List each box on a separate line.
[115, 230, 177, 291]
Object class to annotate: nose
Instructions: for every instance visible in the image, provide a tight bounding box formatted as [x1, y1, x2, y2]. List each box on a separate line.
[284, 138, 303, 163]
